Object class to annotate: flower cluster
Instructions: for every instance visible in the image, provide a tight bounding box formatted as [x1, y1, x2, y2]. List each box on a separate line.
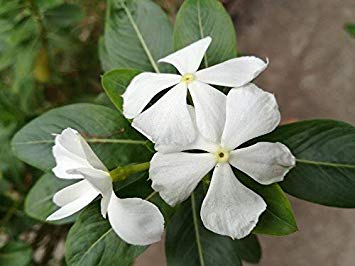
[48, 37, 295, 244]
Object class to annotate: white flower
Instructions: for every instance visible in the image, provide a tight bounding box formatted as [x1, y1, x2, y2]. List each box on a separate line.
[123, 37, 267, 146]
[47, 128, 164, 246]
[149, 84, 295, 239]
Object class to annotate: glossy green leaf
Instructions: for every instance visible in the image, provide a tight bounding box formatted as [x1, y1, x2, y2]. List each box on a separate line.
[101, 0, 173, 72]
[25, 173, 76, 224]
[174, 0, 237, 67]
[345, 23, 355, 37]
[115, 172, 176, 222]
[236, 171, 298, 236]
[101, 69, 141, 113]
[0, 241, 32, 266]
[166, 188, 261, 266]
[65, 202, 146, 266]
[11, 103, 152, 171]
[259, 119, 355, 208]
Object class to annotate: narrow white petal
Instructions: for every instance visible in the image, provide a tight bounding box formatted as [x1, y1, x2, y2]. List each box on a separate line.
[189, 81, 226, 143]
[200, 163, 266, 239]
[155, 134, 218, 154]
[68, 168, 113, 218]
[230, 142, 296, 185]
[77, 135, 108, 171]
[158, 37, 212, 74]
[67, 167, 112, 196]
[53, 180, 95, 207]
[155, 105, 219, 153]
[47, 189, 99, 221]
[132, 83, 196, 146]
[107, 194, 164, 246]
[150, 152, 215, 206]
[123, 73, 181, 119]
[221, 84, 281, 150]
[196, 56, 268, 87]
[52, 128, 107, 179]
[100, 191, 112, 219]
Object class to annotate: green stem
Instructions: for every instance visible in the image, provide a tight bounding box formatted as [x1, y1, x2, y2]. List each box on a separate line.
[191, 193, 205, 266]
[110, 162, 150, 182]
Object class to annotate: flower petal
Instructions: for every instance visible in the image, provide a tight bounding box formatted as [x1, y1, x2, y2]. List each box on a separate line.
[67, 167, 112, 197]
[47, 188, 99, 221]
[66, 167, 112, 218]
[230, 142, 295, 185]
[189, 81, 226, 143]
[100, 193, 112, 219]
[200, 163, 266, 239]
[150, 152, 215, 206]
[221, 84, 280, 150]
[196, 56, 268, 87]
[158, 37, 212, 74]
[132, 83, 196, 146]
[52, 128, 107, 179]
[53, 179, 95, 207]
[154, 106, 219, 153]
[123, 73, 181, 119]
[107, 194, 164, 246]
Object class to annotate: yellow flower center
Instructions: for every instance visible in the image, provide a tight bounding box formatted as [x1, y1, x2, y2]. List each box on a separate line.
[181, 73, 195, 84]
[214, 148, 230, 163]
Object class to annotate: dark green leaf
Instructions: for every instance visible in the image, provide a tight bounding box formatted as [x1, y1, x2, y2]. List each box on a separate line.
[101, 69, 141, 113]
[25, 173, 76, 224]
[174, 0, 237, 67]
[12, 103, 152, 171]
[236, 171, 298, 236]
[259, 119, 355, 208]
[166, 188, 261, 266]
[65, 202, 146, 266]
[0, 241, 32, 266]
[345, 23, 355, 37]
[102, 0, 173, 72]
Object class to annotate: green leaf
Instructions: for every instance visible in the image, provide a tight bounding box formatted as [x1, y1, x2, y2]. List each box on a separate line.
[114, 172, 176, 222]
[174, 0, 237, 67]
[345, 23, 355, 37]
[44, 3, 84, 28]
[102, 0, 173, 72]
[166, 188, 261, 266]
[65, 202, 146, 266]
[25, 173, 76, 224]
[101, 69, 141, 113]
[0, 241, 32, 266]
[259, 119, 355, 208]
[12, 103, 152, 171]
[236, 171, 298, 236]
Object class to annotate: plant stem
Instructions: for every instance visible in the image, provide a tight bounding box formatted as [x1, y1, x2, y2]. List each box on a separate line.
[109, 162, 150, 182]
[191, 193, 205, 266]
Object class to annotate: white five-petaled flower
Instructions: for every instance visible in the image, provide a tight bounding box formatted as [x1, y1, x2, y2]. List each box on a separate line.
[47, 128, 164, 246]
[149, 84, 295, 239]
[123, 37, 268, 146]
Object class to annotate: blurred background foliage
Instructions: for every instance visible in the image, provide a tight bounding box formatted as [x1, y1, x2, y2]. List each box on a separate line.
[0, 0, 107, 264]
[0, 1, 184, 264]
